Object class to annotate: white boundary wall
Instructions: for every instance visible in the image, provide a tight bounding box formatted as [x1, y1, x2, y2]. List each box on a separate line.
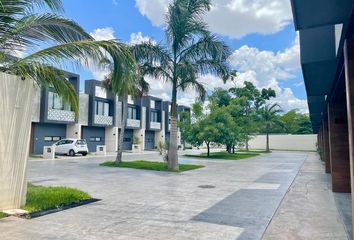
[248, 134, 317, 151]
[0, 73, 33, 210]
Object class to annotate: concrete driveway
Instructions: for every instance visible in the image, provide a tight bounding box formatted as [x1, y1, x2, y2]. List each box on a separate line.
[0, 151, 348, 240]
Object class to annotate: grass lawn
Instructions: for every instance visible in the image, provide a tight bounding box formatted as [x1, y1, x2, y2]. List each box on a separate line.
[0, 212, 7, 219]
[184, 151, 259, 160]
[237, 150, 271, 154]
[23, 183, 91, 212]
[100, 160, 204, 172]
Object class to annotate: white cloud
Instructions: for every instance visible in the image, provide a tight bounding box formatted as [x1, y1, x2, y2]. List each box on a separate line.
[129, 32, 156, 45]
[135, 0, 292, 38]
[90, 27, 115, 41]
[88, 27, 116, 80]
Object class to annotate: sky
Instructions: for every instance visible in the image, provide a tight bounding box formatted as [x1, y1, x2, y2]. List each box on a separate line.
[61, 0, 308, 113]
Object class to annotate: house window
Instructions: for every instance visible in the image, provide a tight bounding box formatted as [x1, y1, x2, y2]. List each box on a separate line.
[95, 101, 109, 116]
[89, 137, 102, 142]
[123, 137, 131, 142]
[48, 91, 64, 110]
[128, 107, 138, 119]
[150, 100, 155, 109]
[151, 111, 158, 122]
[44, 136, 62, 142]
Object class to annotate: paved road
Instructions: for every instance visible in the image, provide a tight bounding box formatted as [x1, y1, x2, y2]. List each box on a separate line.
[0, 151, 347, 239]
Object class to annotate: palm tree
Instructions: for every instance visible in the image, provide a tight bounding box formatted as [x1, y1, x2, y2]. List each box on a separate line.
[258, 103, 282, 152]
[131, 0, 230, 170]
[101, 57, 149, 164]
[0, 0, 136, 114]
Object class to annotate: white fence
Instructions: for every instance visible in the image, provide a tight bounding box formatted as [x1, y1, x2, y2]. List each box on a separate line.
[248, 134, 317, 151]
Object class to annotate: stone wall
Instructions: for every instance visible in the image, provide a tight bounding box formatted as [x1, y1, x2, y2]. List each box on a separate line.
[248, 134, 317, 151]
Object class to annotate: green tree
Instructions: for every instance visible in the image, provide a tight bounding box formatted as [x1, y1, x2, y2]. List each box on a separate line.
[258, 103, 283, 152]
[101, 52, 150, 164]
[187, 108, 235, 157]
[132, 0, 230, 170]
[178, 111, 191, 149]
[191, 99, 204, 120]
[229, 81, 276, 150]
[0, 0, 135, 114]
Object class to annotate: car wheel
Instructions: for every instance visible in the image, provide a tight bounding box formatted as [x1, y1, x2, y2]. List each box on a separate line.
[82, 152, 87, 156]
[69, 149, 75, 156]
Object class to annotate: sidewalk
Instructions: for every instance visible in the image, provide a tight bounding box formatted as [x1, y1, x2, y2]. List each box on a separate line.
[263, 153, 351, 240]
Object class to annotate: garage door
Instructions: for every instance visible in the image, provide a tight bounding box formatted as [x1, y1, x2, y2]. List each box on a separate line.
[82, 126, 105, 152]
[165, 132, 170, 143]
[32, 123, 66, 154]
[145, 131, 155, 150]
[121, 129, 133, 150]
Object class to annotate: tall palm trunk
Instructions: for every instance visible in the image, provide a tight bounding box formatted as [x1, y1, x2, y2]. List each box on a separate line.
[266, 125, 270, 152]
[168, 82, 179, 170]
[116, 96, 128, 164]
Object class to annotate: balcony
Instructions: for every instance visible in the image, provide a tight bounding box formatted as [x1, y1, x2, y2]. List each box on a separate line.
[150, 121, 161, 130]
[47, 109, 75, 122]
[94, 115, 113, 126]
[127, 119, 141, 128]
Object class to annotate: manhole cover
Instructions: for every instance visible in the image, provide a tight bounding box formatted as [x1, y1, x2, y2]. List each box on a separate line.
[198, 185, 216, 189]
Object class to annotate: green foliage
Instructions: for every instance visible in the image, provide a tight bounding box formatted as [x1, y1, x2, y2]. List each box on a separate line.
[0, 212, 7, 219]
[192, 100, 204, 119]
[131, 0, 231, 168]
[0, 0, 136, 116]
[186, 107, 238, 154]
[23, 183, 91, 212]
[265, 109, 313, 134]
[133, 136, 141, 145]
[100, 161, 204, 172]
[185, 151, 259, 160]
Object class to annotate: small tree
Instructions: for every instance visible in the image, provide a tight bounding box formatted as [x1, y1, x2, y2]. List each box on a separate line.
[187, 108, 235, 157]
[258, 103, 282, 152]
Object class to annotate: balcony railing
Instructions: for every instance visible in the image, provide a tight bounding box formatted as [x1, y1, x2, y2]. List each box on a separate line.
[127, 119, 141, 128]
[150, 122, 161, 130]
[47, 109, 75, 122]
[94, 115, 113, 126]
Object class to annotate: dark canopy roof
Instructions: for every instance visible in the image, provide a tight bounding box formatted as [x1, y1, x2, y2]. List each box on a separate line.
[290, 0, 354, 133]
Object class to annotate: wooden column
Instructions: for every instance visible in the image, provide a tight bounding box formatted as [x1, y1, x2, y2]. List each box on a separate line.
[344, 39, 354, 238]
[319, 125, 323, 161]
[328, 99, 351, 193]
[323, 115, 331, 173]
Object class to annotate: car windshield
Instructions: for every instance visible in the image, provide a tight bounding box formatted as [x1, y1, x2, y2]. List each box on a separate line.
[76, 140, 86, 145]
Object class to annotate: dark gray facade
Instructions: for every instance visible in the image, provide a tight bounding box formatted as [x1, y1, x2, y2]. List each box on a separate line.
[120, 129, 134, 150]
[145, 130, 155, 150]
[142, 96, 162, 131]
[85, 80, 115, 127]
[40, 72, 79, 124]
[82, 126, 105, 152]
[31, 123, 67, 154]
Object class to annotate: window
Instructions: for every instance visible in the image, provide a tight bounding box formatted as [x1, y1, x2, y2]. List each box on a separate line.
[128, 107, 138, 119]
[150, 100, 155, 109]
[95, 101, 109, 116]
[89, 137, 102, 142]
[44, 136, 62, 142]
[151, 111, 158, 122]
[48, 91, 64, 110]
[123, 137, 131, 142]
[76, 140, 86, 145]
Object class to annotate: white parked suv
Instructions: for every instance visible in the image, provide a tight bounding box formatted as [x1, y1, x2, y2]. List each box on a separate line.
[53, 139, 89, 156]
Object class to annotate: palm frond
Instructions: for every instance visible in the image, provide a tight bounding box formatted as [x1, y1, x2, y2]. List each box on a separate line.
[15, 40, 130, 70]
[0, 14, 93, 52]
